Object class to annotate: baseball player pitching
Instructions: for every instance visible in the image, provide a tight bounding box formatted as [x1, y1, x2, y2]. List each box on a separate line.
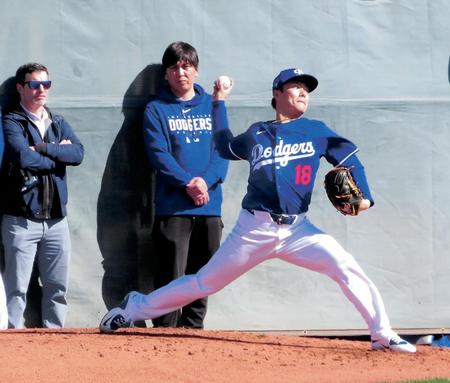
[100, 68, 416, 353]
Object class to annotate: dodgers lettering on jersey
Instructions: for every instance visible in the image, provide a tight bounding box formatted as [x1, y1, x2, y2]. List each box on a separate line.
[251, 139, 315, 170]
[212, 100, 371, 215]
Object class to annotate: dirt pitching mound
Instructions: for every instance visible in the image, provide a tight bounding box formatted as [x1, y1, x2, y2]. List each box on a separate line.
[0, 328, 449, 383]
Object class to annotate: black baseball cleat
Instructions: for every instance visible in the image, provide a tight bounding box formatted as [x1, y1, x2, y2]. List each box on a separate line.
[371, 334, 416, 353]
[99, 291, 138, 333]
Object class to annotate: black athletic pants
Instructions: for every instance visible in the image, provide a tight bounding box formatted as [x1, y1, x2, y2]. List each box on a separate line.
[151, 216, 223, 328]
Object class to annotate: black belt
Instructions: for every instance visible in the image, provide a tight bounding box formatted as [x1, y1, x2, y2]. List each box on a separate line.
[246, 209, 298, 225]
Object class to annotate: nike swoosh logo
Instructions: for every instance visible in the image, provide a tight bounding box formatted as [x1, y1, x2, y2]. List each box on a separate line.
[182, 108, 191, 113]
[256, 130, 266, 135]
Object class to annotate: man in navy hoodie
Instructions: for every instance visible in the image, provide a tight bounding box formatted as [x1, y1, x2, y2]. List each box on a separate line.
[143, 42, 228, 328]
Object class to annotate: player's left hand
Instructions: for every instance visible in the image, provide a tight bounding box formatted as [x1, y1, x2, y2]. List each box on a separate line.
[324, 166, 365, 216]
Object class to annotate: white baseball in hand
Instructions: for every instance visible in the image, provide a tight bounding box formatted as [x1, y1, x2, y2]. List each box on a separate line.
[218, 75, 232, 90]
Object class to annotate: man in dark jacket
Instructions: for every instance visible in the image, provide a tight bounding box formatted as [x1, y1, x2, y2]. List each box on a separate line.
[1, 63, 84, 328]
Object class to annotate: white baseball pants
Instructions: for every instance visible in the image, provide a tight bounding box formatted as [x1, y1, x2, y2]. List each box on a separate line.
[128, 209, 393, 339]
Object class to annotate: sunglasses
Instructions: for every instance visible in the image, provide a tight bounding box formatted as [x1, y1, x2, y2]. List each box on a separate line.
[23, 80, 52, 90]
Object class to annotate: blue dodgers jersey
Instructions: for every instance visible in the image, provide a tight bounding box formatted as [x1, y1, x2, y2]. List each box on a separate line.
[143, 84, 228, 216]
[213, 101, 369, 215]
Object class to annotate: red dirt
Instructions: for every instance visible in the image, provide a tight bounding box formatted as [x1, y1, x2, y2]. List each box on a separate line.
[0, 328, 449, 383]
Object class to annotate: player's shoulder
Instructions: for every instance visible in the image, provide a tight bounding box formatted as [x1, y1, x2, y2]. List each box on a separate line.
[293, 117, 328, 134]
[299, 117, 338, 136]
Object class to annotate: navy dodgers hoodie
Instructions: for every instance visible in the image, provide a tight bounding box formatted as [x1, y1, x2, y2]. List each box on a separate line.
[143, 83, 228, 216]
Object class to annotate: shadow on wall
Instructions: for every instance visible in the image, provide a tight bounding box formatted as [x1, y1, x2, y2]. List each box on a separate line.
[0, 76, 42, 327]
[0, 77, 19, 114]
[97, 64, 165, 310]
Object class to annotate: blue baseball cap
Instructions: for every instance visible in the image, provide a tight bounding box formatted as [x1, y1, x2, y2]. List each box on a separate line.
[272, 68, 318, 92]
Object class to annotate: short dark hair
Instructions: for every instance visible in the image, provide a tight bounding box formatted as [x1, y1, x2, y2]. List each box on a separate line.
[162, 41, 199, 71]
[15, 63, 48, 84]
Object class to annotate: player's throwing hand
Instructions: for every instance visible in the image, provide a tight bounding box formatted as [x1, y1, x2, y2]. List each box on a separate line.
[213, 75, 233, 101]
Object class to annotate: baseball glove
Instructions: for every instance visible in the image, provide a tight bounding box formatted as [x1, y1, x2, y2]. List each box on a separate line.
[324, 166, 363, 216]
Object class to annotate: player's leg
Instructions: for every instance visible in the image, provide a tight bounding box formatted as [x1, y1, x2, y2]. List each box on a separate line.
[37, 217, 71, 328]
[100, 209, 277, 329]
[283, 224, 416, 352]
[180, 216, 223, 328]
[280, 218, 392, 339]
[151, 216, 192, 327]
[1, 215, 40, 328]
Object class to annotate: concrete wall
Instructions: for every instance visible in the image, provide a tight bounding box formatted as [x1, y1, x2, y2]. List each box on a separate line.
[0, 0, 449, 331]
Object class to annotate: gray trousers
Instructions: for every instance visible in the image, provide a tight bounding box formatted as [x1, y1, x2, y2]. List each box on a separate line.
[2, 215, 71, 328]
[0, 274, 7, 329]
